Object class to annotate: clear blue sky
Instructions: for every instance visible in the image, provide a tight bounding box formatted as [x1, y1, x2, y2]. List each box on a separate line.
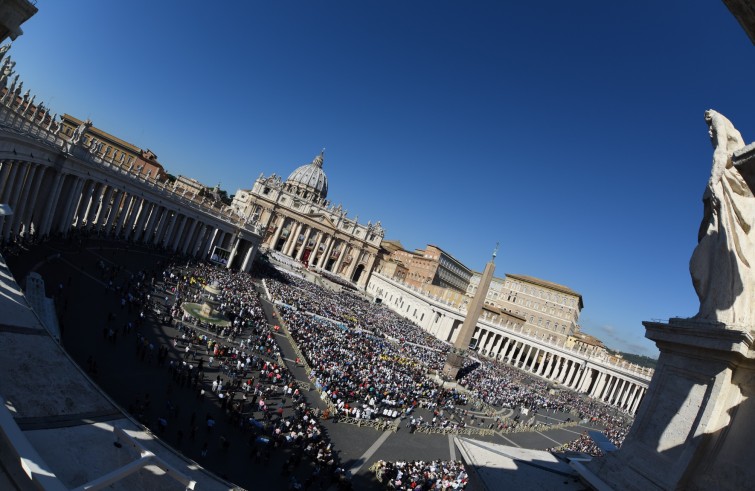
[9, 1, 755, 356]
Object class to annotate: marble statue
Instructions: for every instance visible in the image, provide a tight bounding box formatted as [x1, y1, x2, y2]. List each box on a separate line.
[0, 44, 10, 63]
[71, 118, 92, 145]
[690, 109, 753, 327]
[0, 57, 15, 88]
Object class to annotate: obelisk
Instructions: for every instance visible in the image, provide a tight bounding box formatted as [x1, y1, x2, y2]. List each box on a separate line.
[441, 244, 497, 380]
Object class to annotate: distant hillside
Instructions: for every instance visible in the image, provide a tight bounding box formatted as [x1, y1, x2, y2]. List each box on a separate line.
[611, 351, 657, 370]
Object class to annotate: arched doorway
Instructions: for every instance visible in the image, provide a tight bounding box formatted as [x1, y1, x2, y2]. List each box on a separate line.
[352, 264, 365, 283]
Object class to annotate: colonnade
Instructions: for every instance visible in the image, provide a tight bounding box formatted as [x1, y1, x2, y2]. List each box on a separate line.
[0, 75, 261, 271]
[264, 214, 376, 286]
[469, 325, 646, 414]
[0, 156, 259, 272]
[367, 272, 650, 415]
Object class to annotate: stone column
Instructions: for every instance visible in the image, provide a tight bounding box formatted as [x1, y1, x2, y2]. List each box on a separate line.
[318, 236, 334, 269]
[226, 234, 241, 269]
[559, 359, 573, 383]
[623, 384, 639, 412]
[283, 222, 300, 256]
[295, 226, 311, 261]
[590, 371, 606, 397]
[629, 387, 644, 414]
[618, 381, 636, 409]
[269, 216, 285, 249]
[161, 212, 178, 247]
[506, 341, 519, 363]
[334, 242, 349, 274]
[113, 194, 133, 237]
[85, 184, 106, 230]
[524, 347, 536, 371]
[477, 329, 489, 353]
[13, 164, 44, 236]
[20, 166, 47, 237]
[39, 172, 65, 237]
[514, 342, 527, 367]
[583, 368, 597, 393]
[483, 331, 496, 355]
[542, 352, 555, 377]
[94, 186, 115, 229]
[203, 228, 219, 257]
[102, 190, 123, 236]
[523, 344, 536, 370]
[488, 333, 503, 358]
[181, 219, 199, 254]
[151, 208, 170, 245]
[308, 231, 324, 267]
[599, 375, 614, 402]
[0, 160, 19, 203]
[132, 201, 153, 242]
[611, 379, 626, 405]
[1, 162, 30, 238]
[78, 181, 97, 227]
[358, 252, 377, 287]
[346, 246, 361, 279]
[537, 351, 549, 376]
[499, 338, 511, 361]
[191, 224, 208, 256]
[565, 360, 578, 386]
[575, 366, 591, 392]
[241, 241, 256, 272]
[125, 199, 143, 240]
[141, 204, 161, 243]
[59, 178, 85, 234]
[549, 356, 563, 380]
[171, 215, 188, 251]
[0, 160, 14, 200]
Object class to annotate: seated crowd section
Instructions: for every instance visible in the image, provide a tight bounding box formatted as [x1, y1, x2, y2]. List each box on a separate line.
[260, 262, 631, 455]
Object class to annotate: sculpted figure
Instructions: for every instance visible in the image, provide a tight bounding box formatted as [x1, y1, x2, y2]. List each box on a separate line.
[690, 110, 753, 327]
[71, 118, 92, 145]
[0, 57, 14, 88]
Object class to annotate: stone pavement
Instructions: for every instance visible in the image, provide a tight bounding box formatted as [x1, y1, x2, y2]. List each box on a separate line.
[6, 236, 606, 490]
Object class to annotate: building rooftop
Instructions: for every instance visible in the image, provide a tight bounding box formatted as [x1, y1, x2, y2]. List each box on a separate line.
[425, 244, 473, 272]
[506, 274, 584, 308]
[63, 114, 142, 154]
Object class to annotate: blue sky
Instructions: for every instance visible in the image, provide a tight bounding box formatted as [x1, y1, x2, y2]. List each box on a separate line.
[9, 2, 755, 356]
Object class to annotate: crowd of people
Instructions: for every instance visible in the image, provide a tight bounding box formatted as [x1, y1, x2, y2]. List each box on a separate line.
[73, 243, 352, 489]
[265, 267, 634, 438]
[371, 459, 468, 490]
[16, 230, 642, 487]
[548, 417, 631, 456]
[267, 272, 475, 429]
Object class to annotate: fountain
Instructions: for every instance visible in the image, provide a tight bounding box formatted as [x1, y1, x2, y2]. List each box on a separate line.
[181, 281, 231, 327]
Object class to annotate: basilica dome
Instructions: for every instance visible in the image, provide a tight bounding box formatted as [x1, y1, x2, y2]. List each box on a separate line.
[285, 151, 328, 200]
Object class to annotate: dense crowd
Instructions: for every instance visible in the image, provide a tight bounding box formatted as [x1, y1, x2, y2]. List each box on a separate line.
[265, 267, 633, 436]
[85, 248, 352, 489]
[548, 417, 631, 456]
[34, 233, 636, 487]
[371, 459, 468, 490]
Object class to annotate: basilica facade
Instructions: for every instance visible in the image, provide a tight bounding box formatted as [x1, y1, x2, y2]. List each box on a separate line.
[231, 152, 384, 287]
